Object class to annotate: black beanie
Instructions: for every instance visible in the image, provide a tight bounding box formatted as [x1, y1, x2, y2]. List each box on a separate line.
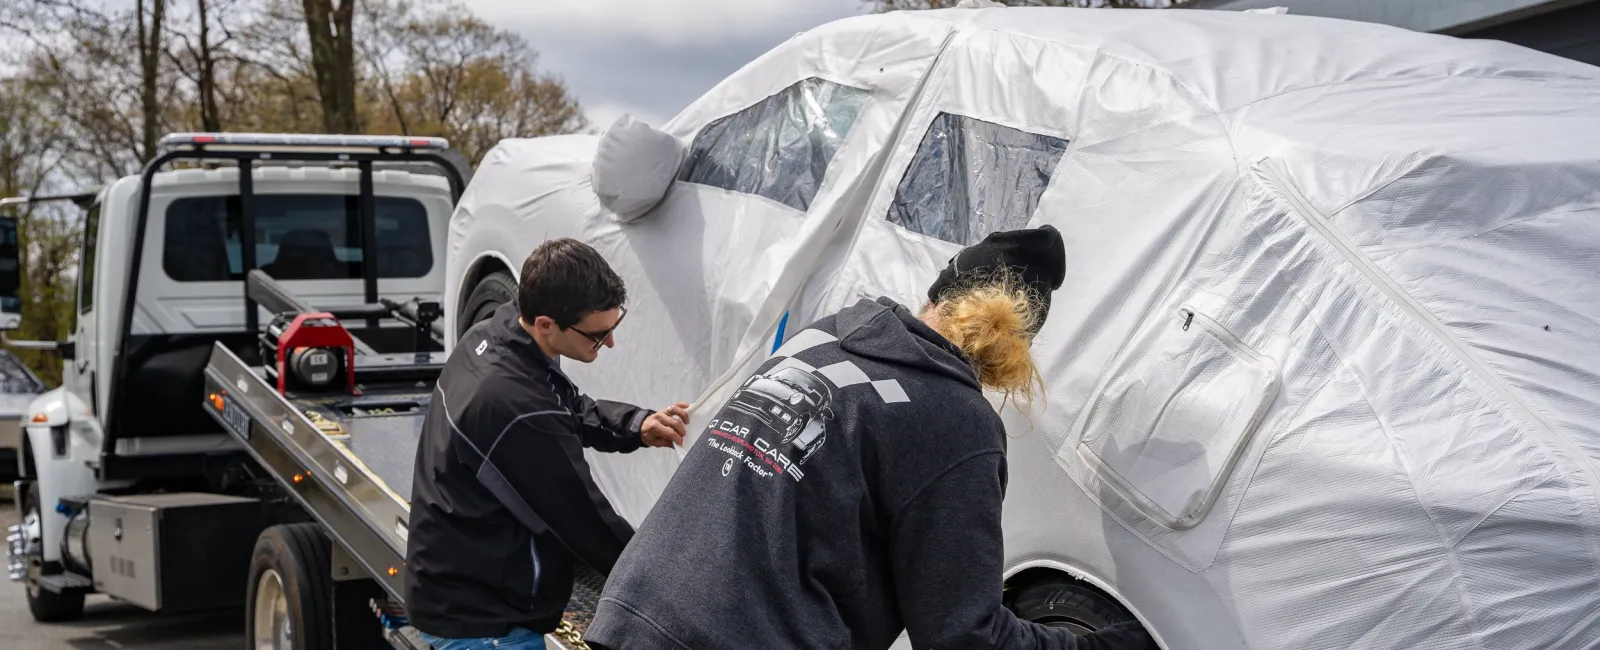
[926, 224, 1067, 334]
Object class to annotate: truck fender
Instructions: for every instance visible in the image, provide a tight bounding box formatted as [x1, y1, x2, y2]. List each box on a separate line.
[22, 388, 126, 563]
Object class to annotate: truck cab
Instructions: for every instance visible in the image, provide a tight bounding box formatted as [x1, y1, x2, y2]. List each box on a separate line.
[8, 133, 466, 623]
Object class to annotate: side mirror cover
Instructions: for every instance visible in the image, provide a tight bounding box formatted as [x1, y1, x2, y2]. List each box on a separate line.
[592, 114, 685, 223]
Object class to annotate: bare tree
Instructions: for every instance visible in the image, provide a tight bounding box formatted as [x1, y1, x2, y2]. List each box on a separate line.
[136, 0, 168, 162]
[0, 75, 80, 385]
[168, 0, 234, 131]
[302, 0, 360, 133]
[363, 3, 587, 163]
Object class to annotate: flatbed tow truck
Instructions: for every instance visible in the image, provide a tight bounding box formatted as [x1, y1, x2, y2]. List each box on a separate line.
[4, 133, 598, 650]
[204, 270, 603, 649]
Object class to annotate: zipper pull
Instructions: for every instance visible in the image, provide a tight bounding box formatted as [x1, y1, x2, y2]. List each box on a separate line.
[1181, 309, 1194, 331]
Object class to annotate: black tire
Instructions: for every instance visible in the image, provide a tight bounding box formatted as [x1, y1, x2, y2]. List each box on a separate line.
[247, 523, 334, 650]
[23, 482, 85, 623]
[779, 417, 805, 445]
[462, 271, 516, 334]
[1008, 576, 1138, 636]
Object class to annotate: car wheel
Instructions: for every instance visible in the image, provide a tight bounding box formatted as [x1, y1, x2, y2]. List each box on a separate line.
[247, 524, 334, 650]
[22, 482, 85, 623]
[1007, 576, 1139, 636]
[463, 271, 517, 334]
[780, 417, 806, 445]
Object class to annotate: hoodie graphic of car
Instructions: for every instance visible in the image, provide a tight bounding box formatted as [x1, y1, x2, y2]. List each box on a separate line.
[727, 365, 834, 465]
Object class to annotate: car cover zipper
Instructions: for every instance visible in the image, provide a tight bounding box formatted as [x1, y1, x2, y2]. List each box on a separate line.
[1260, 159, 1600, 509]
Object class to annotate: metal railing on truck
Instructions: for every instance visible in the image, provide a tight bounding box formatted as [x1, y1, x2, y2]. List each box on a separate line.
[105, 133, 471, 480]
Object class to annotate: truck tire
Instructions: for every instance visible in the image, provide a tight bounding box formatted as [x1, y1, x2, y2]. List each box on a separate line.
[1008, 576, 1138, 636]
[23, 482, 86, 623]
[248, 523, 334, 650]
[463, 271, 516, 330]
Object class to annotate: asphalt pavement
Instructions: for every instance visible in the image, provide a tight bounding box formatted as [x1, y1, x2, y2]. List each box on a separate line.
[0, 494, 242, 650]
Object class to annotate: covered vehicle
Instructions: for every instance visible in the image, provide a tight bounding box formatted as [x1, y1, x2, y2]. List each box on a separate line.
[445, 5, 1600, 649]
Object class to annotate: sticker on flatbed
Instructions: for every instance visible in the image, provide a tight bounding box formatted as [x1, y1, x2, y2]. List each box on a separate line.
[395, 518, 409, 542]
[236, 377, 249, 393]
[334, 464, 348, 485]
[281, 419, 295, 436]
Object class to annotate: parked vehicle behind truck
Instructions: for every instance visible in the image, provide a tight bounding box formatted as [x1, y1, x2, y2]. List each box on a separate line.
[0, 208, 46, 484]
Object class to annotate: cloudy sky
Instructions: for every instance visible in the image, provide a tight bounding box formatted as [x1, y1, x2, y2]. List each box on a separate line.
[465, 0, 867, 129]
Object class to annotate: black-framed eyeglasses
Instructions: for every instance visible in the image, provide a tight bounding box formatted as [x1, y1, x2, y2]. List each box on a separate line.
[569, 306, 627, 351]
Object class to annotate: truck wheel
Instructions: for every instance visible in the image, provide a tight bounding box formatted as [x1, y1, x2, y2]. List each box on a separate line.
[22, 482, 86, 622]
[463, 271, 516, 330]
[1008, 576, 1138, 636]
[248, 524, 334, 650]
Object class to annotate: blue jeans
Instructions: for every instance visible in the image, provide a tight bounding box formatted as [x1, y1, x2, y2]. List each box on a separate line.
[418, 627, 546, 650]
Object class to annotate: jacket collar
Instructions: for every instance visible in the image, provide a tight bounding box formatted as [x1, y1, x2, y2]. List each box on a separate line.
[490, 302, 573, 385]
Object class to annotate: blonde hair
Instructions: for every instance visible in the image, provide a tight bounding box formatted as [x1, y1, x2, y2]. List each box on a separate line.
[925, 274, 1045, 407]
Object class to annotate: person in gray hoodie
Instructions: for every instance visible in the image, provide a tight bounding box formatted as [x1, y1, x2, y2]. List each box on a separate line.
[584, 225, 1158, 650]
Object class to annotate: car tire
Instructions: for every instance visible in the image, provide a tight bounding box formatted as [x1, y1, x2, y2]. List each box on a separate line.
[23, 482, 85, 623]
[463, 271, 517, 334]
[247, 524, 334, 650]
[780, 417, 805, 445]
[1007, 576, 1139, 636]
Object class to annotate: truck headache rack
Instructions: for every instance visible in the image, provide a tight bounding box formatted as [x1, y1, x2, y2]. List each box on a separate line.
[103, 132, 471, 481]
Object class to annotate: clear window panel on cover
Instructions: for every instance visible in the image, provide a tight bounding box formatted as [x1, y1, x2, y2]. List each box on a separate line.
[678, 77, 870, 211]
[889, 113, 1068, 245]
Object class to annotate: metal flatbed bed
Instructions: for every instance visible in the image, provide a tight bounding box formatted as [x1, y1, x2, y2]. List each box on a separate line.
[204, 345, 602, 649]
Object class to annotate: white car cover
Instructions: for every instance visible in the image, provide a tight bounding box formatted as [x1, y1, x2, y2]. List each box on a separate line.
[445, 7, 1600, 649]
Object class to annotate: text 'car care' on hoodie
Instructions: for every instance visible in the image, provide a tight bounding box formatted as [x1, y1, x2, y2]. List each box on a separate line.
[585, 297, 1155, 650]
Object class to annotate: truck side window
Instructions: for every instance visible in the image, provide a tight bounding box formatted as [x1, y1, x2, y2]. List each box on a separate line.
[162, 194, 433, 282]
[887, 113, 1068, 245]
[678, 77, 870, 211]
[79, 202, 101, 314]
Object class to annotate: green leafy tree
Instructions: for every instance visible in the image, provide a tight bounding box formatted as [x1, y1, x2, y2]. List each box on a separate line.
[0, 76, 81, 386]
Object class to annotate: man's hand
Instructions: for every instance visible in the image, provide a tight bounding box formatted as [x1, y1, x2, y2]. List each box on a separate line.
[641, 402, 691, 448]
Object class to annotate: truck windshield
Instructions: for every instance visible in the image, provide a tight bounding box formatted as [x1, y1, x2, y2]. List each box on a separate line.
[162, 194, 432, 282]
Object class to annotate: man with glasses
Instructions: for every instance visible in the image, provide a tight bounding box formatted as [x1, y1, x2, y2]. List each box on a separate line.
[406, 238, 690, 650]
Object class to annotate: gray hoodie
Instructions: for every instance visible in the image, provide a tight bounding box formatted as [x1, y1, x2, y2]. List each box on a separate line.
[584, 298, 1155, 650]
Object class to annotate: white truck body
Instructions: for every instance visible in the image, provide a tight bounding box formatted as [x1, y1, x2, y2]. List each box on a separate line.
[26, 166, 453, 564]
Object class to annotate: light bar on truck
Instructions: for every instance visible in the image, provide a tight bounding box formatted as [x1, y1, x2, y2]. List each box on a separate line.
[159, 132, 450, 152]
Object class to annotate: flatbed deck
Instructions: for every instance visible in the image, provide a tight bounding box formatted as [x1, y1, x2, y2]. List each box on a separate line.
[203, 343, 602, 649]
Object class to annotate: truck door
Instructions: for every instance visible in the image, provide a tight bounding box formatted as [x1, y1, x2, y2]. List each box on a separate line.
[64, 200, 102, 414]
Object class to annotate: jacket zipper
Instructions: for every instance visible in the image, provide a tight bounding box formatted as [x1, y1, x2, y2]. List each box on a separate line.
[1260, 159, 1600, 507]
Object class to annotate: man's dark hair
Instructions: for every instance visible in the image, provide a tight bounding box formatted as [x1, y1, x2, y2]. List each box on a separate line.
[517, 238, 627, 328]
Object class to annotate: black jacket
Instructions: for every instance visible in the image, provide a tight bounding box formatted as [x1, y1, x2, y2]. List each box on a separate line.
[406, 302, 650, 638]
[585, 298, 1156, 650]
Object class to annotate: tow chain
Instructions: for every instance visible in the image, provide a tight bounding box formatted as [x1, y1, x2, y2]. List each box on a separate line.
[552, 620, 589, 649]
[302, 409, 344, 435]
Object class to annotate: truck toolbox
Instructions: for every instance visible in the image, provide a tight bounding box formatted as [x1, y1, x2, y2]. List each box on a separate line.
[88, 493, 264, 611]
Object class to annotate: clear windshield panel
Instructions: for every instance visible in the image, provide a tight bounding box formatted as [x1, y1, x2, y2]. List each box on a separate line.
[679, 78, 870, 211]
[888, 113, 1069, 245]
